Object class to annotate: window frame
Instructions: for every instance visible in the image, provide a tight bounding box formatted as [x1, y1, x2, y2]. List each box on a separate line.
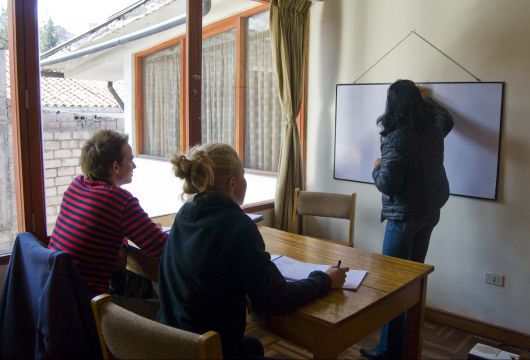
[7, 0, 46, 249]
[134, 36, 187, 155]
[0, 0, 45, 263]
[134, 3, 306, 172]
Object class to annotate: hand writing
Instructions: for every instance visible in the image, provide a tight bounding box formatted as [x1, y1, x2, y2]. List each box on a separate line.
[326, 266, 350, 289]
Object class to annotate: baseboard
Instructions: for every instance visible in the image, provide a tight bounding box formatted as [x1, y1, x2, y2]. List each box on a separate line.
[426, 306, 530, 350]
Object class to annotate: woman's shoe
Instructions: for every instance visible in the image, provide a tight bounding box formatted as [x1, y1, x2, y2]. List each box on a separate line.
[360, 348, 386, 360]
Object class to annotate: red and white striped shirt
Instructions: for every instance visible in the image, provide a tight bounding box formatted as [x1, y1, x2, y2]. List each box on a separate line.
[49, 176, 168, 293]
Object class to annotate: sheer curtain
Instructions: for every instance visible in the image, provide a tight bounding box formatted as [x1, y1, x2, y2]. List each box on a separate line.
[202, 30, 236, 147]
[245, 11, 283, 172]
[142, 45, 181, 158]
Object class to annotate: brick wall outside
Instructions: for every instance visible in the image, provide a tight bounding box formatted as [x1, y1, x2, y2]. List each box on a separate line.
[0, 46, 125, 252]
[0, 108, 124, 252]
[0, 46, 15, 252]
[42, 111, 124, 234]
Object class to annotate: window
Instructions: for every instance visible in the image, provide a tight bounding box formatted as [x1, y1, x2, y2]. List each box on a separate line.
[136, 6, 284, 172]
[0, 21, 18, 252]
[141, 44, 182, 157]
[245, 11, 282, 172]
[4, 0, 48, 247]
[4, 1, 291, 253]
[37, 1, 133, 236]
[202, 29, 237, 147]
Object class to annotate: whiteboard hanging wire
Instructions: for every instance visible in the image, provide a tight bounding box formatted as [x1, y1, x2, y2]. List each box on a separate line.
[352, 30, 481, 83]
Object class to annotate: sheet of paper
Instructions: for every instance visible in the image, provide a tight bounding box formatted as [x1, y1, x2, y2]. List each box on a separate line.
[269, 254, 282, 261]
[246, 213, 264, 223]
[271, 255, 367, 291]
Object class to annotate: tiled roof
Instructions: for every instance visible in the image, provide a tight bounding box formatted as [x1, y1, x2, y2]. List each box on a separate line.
[5, 50, 123, 109]
[40, 77, 124, 109]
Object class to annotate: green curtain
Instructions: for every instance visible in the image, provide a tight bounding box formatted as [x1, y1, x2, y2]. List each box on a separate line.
[269, 0, 311, 231]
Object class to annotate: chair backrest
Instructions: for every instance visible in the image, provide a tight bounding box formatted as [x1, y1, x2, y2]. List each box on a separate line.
[292, 188, 356, 247]
[91, 294, 223, 359]
[0, 233, 100, 360]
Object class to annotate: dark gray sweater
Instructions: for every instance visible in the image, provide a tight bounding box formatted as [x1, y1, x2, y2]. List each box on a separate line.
[156, 192, 330, 358]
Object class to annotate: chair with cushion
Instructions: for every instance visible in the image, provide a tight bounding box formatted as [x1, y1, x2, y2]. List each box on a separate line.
[292, 188, 357, 247]
[91, 294, 223, 359]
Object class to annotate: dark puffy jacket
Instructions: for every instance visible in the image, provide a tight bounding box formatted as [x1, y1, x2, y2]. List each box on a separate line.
[372, 98, 453, 221]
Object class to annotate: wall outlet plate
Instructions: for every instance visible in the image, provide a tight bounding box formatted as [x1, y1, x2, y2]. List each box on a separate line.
[484, 272, 505, 287]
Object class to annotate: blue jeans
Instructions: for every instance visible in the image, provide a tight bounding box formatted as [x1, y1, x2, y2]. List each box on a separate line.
[375, 210, 440, 358]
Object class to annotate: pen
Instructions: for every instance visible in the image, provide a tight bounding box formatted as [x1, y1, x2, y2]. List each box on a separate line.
[336, 260, 341, 268]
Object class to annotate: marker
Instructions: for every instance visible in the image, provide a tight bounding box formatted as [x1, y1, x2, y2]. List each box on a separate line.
[336, 260, 341, 268]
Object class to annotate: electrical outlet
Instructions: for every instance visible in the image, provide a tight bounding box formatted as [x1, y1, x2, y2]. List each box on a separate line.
[484, 272, 505, 287]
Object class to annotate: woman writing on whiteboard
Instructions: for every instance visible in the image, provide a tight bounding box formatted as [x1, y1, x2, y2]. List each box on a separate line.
[362, 80, 453, 360]
[156, 143, 348, 359]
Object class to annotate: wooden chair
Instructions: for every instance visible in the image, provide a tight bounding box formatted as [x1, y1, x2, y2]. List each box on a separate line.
[292, 188, 356, 247]
[91, 294, 223, 359]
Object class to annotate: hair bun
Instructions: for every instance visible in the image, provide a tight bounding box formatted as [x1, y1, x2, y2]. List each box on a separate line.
[171, 154, 192, 179]
[171, 143, 238, 195]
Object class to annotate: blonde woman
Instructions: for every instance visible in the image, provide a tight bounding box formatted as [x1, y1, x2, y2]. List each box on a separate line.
[156, 143, 348, 359]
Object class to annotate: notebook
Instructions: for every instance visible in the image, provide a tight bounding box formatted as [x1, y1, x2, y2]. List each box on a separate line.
[271, 255, 367, 291]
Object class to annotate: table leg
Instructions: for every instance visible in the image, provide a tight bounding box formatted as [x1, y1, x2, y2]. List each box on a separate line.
[313, 346, 340, 359]
[404, 277, 428, 359]
[312, 331, 340, 360]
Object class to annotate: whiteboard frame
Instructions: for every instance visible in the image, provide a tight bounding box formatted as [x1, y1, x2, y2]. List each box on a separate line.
[333, 82, 504, 200]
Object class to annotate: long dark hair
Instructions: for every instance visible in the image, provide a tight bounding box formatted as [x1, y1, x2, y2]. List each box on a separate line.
[377, 79, 434, 135]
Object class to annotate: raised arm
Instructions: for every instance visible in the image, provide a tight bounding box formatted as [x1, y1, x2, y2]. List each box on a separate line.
[425, 97, 454, 136]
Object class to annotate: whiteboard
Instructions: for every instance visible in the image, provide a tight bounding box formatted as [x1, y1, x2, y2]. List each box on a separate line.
[334, 82, 504, 200]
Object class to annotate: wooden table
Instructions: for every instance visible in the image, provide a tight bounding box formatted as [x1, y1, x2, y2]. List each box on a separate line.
[256, 226, 434, 359]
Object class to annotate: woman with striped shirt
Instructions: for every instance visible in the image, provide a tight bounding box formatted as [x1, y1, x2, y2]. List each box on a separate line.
[48, 129, 168, 295]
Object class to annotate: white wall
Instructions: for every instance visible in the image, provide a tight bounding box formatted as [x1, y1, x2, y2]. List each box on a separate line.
[305, 0, 530, 334]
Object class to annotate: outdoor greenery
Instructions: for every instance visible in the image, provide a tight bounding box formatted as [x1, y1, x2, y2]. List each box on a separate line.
[0, 9, 69, 52]
[39, 17, 69, 53]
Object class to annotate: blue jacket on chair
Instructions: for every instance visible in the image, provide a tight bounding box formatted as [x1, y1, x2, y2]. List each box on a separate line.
[0, 232, 100, 359]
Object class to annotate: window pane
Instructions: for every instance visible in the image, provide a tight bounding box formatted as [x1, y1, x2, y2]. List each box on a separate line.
[202, 30, 236, 147]
[1, 10, 18, 252]
[142, 45, 181, 157]
[245, 11, 282, 172]
[40, 79, 126, 235]
[38, 0, 133, 235]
